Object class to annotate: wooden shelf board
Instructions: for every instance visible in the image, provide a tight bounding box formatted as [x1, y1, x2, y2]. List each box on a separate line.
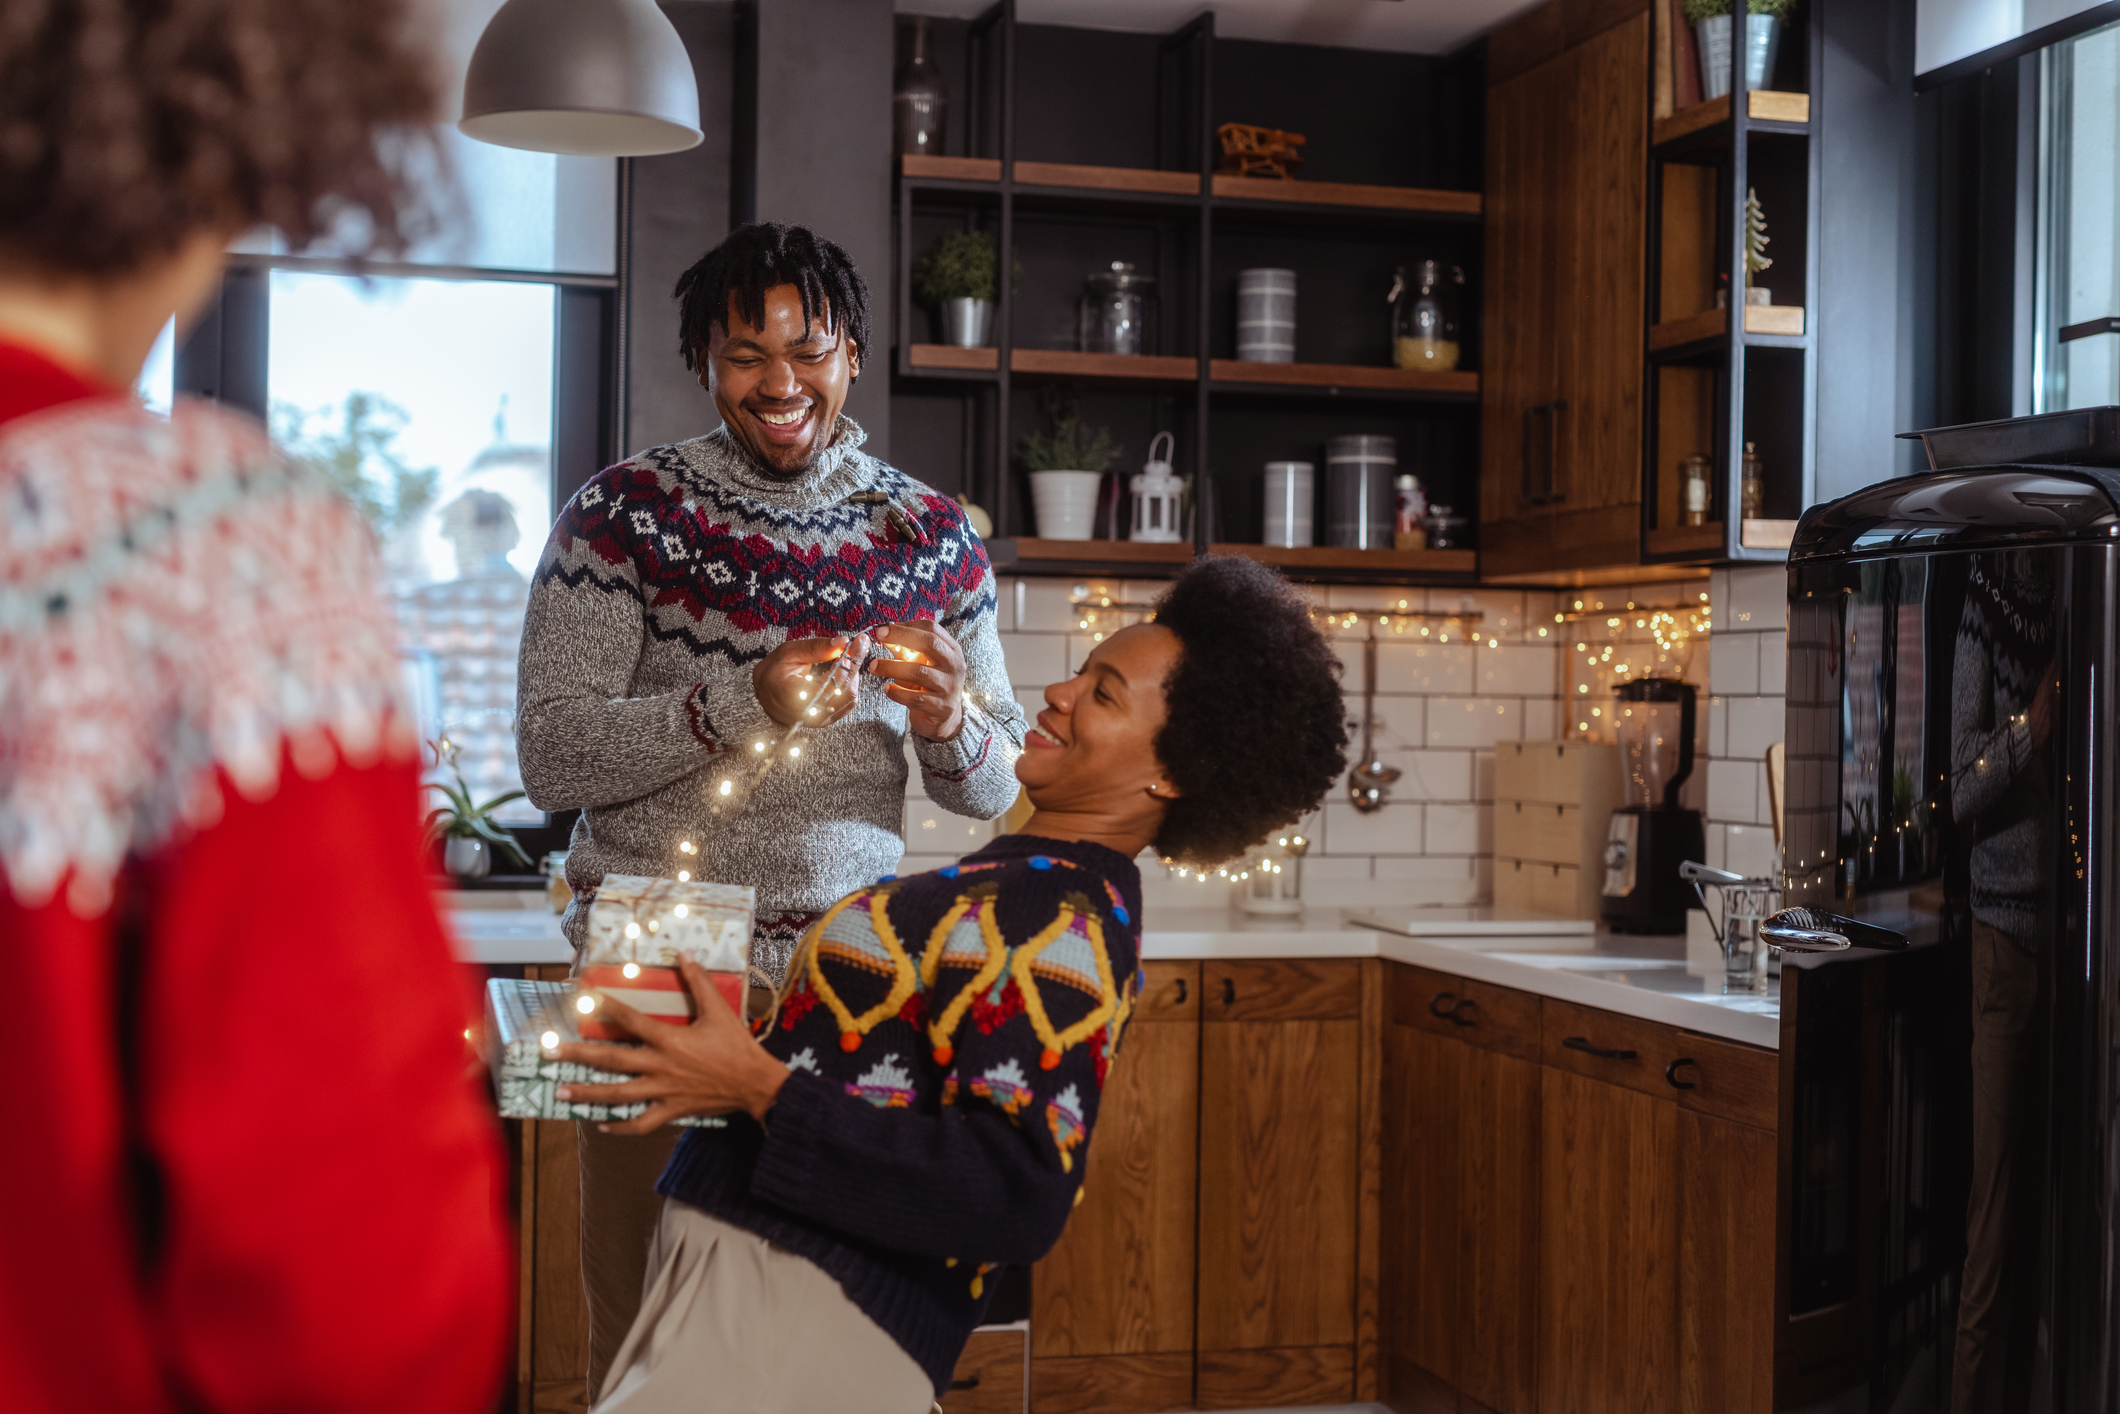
[1652, 91, 1810, 150]
[1011, 349, 1198, 385]
[900, 154, 1002, 182]
[1740, 519, 1799, 550]
[1008, 538, 1191, 564]
[1215, 543, 1478, 575]
[1647, 305, 1806, 351]
[1212, 173, 1481, 216]
[1209, 358, 1478, 395]
[1014, 161, 1199, 196]
[907, 343, 998, 371]
[1646, 523, 1726, 557]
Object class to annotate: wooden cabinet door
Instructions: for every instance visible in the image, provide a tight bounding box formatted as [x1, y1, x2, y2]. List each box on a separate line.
[1382, 965, 1541, 1414]
[1030, 961, 1200, 1414]
[1480, 6, 1648, 576]
[1538, 1065, 1678, 1414]
[1196, 960, 1363, 1409]
[1676, 1092, 1776, 1413]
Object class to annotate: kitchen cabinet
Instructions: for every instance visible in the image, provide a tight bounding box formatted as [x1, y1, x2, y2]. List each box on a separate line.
[1196, 959, 1377, 1408]
[1480, 0, 1649, 580]
[1030, 961, 1202, 1414]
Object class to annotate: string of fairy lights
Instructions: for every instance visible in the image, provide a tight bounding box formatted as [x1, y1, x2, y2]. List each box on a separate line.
[1557, 589, 1711, 741]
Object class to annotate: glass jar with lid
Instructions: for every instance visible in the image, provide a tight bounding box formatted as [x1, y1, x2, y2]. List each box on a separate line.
[1677, 453, 1712, 527]
[1077, 262, 1158, 357]
[1389, 259, 1465, 372]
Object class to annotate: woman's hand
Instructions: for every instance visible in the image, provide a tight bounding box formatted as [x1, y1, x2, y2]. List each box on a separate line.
[868, 619, 966, 741]
[553, 957, 790, 1134]
[752, 632, 869, 729]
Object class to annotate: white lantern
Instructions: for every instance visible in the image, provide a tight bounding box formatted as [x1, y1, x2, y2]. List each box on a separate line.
[1130, 431, 1184, 543]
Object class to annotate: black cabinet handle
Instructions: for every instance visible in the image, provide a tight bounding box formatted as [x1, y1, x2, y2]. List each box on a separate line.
[949, 1375, 981, 1391]
[1429, 991, 1459, 1018]
[1448, 998, 1477, 1028]
[1172, 977, 1187, 1004]
[1222, 976, 1236, 1005]
[1562, 1036, 1638, 1061]
[1665, 1058, 1698, 1090]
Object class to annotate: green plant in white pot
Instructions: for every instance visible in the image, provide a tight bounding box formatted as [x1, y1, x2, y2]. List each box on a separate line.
[424, 738, 533, 881]
[914, 231, 1004, 348]
[1686, 0, 1795, 101]
[1019, 415, 1116, 541]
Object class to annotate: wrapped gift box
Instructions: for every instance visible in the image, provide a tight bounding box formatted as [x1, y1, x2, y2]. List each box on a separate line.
[578, 874, 754, 1040]
[484, 977, 725, 1127]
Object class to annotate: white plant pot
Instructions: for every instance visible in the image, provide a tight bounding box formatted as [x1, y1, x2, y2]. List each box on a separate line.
[445, 836, 492, 880]
[1029, 471, 1102, 540]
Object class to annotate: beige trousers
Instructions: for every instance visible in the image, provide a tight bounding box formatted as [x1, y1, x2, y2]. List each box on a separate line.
[577, 1122, 681, 1401]
[595, 1200, 939, 1414]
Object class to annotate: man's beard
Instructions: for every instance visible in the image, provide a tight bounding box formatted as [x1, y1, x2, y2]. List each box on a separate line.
[737, 417, 831, 481]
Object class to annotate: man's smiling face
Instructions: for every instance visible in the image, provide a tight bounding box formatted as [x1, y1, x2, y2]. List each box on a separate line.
[701, 282, 862, 478]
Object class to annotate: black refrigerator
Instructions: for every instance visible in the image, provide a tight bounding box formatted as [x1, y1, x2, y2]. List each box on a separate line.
[1773, 408, 2120, 1412]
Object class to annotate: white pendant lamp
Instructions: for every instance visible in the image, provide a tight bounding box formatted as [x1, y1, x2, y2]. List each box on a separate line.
[460, 0, 704, 157]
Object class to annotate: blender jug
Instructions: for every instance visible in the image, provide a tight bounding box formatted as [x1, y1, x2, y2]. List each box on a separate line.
[1600, 676, 1704, 933]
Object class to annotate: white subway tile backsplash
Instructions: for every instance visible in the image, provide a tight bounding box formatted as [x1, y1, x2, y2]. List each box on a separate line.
[1726, 695, 1784, 758]
[1520, 698, 1558, 741]
[906, 800, 998, 851]
[1326, 585, 1427, 612]
[1426, 696, 1522, 748]
[1709, 631, 1759, 695]
[1013, 577, 1080, 631]
[1705, 758, 1758, 825]
[996, 632, 1068, 690]
[1323, 800, 1423, 855]
[1722, 823, 1779, 879]
[1473, 749, 1496, 802]
[1302, 855, 1373, 883]
[1448, 589, 1526, 643]
[1708, 697, 1729, 758]
[1724, 565, 1785, 631]
[1757, 630, 1787, 695]
[1396, 749, 1473, 801]
[1377, 641, 1475, 695]
[1476, 643, 1559, 696]
[1345, 693, 1426, 752]
[1425, 803, 1492, 856]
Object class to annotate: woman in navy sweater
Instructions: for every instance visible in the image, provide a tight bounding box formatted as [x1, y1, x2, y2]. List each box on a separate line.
[557, 556, 1349, 1411]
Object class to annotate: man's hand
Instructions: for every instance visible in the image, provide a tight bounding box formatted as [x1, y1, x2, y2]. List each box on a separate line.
[869, 619, 968, 741]
[2028, 672, 2058, 750]
[752, 632, 870, 729]
[553, 957, 789, 1133]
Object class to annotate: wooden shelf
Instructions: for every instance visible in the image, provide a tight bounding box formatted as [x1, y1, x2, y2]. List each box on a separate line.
[907, 343, 998, 372]
[1209, 359, 1479, 396]
[899, 154, 1479, 219]
[1648, 305, 1806, 352]
[1652, 91, 1812, 152]
[1013, 349, 1197, 386]
[1645, 523, 1725, 558]
[995, 539, 1478, 578]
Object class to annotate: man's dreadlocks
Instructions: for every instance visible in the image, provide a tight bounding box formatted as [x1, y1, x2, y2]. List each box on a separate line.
[674, 222, 870, 370]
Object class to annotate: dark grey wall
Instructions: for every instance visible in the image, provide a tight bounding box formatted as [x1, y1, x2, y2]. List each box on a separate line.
[1815, 0, 1924, 501]
[625, 1, 738, 458]
[742, 0, 896, 455]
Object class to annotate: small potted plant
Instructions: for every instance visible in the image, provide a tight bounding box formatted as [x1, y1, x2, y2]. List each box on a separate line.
[1018, 414, 1116, 541]
[914, 230, 1002, 347]
[1686, 0, 1794, 101]
[424, 738, 533, 881]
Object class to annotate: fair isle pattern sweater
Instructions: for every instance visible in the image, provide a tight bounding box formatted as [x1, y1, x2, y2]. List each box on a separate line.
[515, 418, 1026, 981]
[659, 833, 1142, 1396]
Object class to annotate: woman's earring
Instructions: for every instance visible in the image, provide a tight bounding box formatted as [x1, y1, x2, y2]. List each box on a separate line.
[1145, 782, 1162, 796]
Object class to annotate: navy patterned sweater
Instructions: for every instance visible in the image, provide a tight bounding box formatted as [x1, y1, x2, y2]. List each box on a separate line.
[658, 833, 1143, 1394]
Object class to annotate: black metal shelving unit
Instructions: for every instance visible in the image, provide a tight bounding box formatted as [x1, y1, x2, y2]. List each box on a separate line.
[890, 0, 1484, 582]
[1639, 0, 1825, 566]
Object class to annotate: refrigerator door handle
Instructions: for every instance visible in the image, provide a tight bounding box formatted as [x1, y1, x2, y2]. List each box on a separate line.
[1762, 908, 1913, 952]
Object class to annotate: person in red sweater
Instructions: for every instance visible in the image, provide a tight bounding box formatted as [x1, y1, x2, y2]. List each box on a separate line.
[0, 4, 512, 1412]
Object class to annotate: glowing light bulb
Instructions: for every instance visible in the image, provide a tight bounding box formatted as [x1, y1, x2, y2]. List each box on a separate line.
[679, 840, 696, 854]
[755, 742, 766, 752]
[463, 1028, 473, 1041]
[625, 921, 643, 939]
[799, 691, 809, 700]
[673, 904, 690, 918]
[540, 1030, 560, 1050]
[789, 746, 802, 757]
[1292, 836, 1305, 846]
[677, 870, 691, 882]
[622, 962, 641, 979]
[576, 994, 597, 1014]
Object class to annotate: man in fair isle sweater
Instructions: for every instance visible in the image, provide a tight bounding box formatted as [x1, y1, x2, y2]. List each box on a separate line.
[515, 222, 1024, 1393]
[556, 558, 1351, 1411]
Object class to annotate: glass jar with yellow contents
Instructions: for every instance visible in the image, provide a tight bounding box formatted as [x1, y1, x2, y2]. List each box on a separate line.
[1389, 258, 1465, 372]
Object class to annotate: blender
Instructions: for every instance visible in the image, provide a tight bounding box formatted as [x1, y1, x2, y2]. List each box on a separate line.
[1599, 677, 1704, 933]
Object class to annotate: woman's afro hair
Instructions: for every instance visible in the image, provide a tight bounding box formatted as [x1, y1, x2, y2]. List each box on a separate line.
[1149, 556, 1349, 867]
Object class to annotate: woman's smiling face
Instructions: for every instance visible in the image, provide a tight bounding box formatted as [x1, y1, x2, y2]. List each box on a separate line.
[1015, 622, 1181, 811]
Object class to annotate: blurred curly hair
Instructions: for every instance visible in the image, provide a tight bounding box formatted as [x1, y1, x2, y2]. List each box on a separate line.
[0, 0, 442, 273]
[1150, 556, 1349, 867]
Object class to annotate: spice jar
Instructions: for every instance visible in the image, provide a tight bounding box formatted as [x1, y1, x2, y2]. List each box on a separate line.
[1393, 474, 1428, 550]
[1389, 259, 1464, 372]
[1677, 453, 1712, 527]
[1741, 442, 1765, 519]
[1077, 262, 1157, 357]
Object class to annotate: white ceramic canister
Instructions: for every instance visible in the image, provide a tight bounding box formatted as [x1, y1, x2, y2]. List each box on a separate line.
[1236, 268, 1296, 363]
[1263, 461, 1315, 547]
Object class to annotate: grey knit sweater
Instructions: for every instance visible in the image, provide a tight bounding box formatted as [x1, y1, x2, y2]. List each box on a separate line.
[515, 417, 1025, 980]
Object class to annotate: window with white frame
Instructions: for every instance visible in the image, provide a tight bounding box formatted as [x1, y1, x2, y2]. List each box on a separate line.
[2039, 20, 2120, 411]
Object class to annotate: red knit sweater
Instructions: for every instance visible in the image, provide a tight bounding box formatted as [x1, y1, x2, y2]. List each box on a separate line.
[0, 344, 512, 1413]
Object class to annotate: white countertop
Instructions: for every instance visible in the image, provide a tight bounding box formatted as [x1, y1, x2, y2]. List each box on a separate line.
[445, 892, 1780, 1049]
